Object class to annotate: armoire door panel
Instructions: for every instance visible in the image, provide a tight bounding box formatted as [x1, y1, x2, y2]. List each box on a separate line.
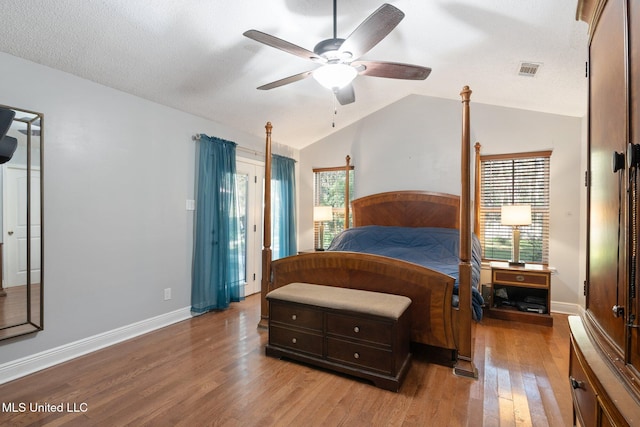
[588, 0, 627, 349]
[628, 0, 640, 372]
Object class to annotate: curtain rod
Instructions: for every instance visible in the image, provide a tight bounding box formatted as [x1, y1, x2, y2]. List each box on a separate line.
[192, 133, 264, 158]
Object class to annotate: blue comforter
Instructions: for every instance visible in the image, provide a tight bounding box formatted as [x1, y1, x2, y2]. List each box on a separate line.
[327, 225, 484, 320]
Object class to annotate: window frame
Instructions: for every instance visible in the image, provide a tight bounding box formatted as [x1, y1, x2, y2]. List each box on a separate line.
[313, 157, 354, 249]
[479, 150, 551, 265]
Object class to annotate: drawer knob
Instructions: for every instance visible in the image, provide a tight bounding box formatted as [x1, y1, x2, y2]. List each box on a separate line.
[354, 326, 360, 333]
[353, 352, 360, 359]
[291, 314, 297, 321]
[291, 338, 297, 344]
[516, 275, 525, 282]
[569, 376, 584, 390]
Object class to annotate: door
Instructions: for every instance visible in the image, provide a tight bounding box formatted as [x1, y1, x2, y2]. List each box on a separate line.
[237, 159, 264, 296]
[4, 166, 41, 287]
[587, 0, 627, 349]
[629, 0, 640, 371]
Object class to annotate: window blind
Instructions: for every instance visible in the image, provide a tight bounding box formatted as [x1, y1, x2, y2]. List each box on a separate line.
[479, 151, 551, 264]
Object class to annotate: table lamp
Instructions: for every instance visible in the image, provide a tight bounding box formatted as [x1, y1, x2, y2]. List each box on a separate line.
[501, 204, 531, 267]
[314, 206, 333, 250]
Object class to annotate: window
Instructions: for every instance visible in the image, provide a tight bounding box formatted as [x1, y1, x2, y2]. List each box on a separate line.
[313, 158, 354, 249]
[479, 151, 551, 264]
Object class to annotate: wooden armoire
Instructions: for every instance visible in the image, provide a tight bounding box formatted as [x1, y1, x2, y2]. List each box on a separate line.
[571, 0, 640, 425]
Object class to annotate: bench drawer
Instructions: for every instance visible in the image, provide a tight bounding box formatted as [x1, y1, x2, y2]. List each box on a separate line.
[326, 337, 393, 374]
[269, 300, 323, 331]
[269, 324, 324, 357]
[266, 283, 412, 391]
[326, 312, 392, 346]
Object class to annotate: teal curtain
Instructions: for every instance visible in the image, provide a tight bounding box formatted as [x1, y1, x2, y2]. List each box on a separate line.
[272, 154, 297, 260]
[191, 135, 244, 314]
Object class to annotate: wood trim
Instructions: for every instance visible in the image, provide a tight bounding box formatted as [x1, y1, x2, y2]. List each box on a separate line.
[454, 85, 477, 378]
[312, 165, 355, 173]
[259, 122, 273, 328]
[474, 142, 481, 237]
[576, 0, 609, 37]
[345, 155, 350, 230]
[480, 150, 552, 161]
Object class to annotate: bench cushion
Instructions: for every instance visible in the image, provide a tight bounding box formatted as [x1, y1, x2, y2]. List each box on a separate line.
[267, 282, 411, 320]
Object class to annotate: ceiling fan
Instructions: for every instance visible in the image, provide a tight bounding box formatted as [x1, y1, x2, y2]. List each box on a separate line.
[243, 1, 431, 105]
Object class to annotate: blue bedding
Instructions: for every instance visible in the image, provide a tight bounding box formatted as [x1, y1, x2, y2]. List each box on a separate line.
[327, 225, 484, 320]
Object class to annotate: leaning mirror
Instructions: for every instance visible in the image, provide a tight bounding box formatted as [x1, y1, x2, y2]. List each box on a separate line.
[0, 105, 43, 341]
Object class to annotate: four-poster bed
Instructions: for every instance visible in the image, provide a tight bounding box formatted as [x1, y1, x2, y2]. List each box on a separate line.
[260, 86, 479, 378]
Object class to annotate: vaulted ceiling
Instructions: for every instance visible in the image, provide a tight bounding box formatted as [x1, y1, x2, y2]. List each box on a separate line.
[0, 1, 589, 148]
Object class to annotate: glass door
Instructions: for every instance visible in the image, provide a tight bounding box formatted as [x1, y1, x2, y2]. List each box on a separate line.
[236, 159, 264, 296]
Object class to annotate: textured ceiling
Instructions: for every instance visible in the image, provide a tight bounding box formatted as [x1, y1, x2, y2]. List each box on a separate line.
[0, 0, 589, 149]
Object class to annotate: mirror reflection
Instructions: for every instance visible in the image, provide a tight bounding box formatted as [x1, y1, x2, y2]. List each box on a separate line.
[0, 105, 43, 341]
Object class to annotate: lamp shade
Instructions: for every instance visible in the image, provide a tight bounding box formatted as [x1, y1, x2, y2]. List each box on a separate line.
[501, 204, 531, 226]
[313, 206, 333, 222]
[312, 64, 357, 90]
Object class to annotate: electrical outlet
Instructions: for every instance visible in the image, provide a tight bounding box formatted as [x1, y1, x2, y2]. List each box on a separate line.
[164, 288, 171, 301]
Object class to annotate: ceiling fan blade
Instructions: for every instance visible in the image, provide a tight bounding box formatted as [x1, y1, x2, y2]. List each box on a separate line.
[335, 84, 355, 105]
[353, 60, 431, 80]
[257, 70, 314, 90]
[339, 4, 404, 60]
[244, 30, 325, 63]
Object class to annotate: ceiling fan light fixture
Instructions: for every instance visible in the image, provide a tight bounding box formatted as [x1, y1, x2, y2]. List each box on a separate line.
[312, 64, 357, 90]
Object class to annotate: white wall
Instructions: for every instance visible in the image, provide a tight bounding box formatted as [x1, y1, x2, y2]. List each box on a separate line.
[299, 93, 584, 308]
[0, 52, 274, 365]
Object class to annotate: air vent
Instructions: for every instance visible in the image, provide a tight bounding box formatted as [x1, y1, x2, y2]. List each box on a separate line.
[518, 62, 541, 77]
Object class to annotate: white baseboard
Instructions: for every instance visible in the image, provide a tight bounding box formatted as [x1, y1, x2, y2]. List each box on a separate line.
[551, 301, 581, 316]
[0, 306, 192, 385]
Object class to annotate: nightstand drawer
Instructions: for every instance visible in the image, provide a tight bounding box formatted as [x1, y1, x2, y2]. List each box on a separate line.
[269, 301, 323, 331]
[326, 313, 392, 346]
[493, 269, 549, 288]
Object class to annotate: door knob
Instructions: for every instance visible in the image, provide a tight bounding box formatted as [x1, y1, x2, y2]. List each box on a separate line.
[7, 231, 13, 236]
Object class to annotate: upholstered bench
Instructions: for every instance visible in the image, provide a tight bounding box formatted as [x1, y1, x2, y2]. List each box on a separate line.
[266, 282, 412, 392]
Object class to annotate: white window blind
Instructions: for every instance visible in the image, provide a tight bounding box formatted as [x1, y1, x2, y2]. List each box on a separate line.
[479, 151, 551, 264]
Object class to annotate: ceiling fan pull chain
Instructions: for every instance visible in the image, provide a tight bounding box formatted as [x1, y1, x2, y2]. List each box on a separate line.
[332, 92, 338, 128]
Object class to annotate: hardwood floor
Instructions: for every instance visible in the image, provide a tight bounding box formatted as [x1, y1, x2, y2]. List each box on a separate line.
[0, 294, 572, 426]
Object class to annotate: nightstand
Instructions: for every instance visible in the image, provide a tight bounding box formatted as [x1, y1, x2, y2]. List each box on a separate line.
[488, 261, 553, 326]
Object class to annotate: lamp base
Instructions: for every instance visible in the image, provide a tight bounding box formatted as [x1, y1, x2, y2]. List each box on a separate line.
[508, 261, 526, 267]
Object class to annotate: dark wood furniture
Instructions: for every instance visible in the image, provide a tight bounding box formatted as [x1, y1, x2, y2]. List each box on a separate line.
[259, 86, 480, 378]
[571, 1, 640, 424]
[569, 316, 640, 426]
[266, 283, 412, 392]
[488, 262, 553, 326]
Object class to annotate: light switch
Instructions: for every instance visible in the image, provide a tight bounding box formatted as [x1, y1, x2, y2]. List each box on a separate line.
[186, 199, 195, 211]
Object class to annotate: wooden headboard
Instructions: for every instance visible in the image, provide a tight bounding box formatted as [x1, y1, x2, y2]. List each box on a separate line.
[351, 191, 460, 229]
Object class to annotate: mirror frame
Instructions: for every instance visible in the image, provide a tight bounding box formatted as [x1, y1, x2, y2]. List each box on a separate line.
[0, 104, 44, 341]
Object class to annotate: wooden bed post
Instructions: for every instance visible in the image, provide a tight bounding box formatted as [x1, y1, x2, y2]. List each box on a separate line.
[454, 86, 478, 378]
[259, 122, 273, 329]
[474, 142, 481, 236]
[345, 155, 351, 229]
